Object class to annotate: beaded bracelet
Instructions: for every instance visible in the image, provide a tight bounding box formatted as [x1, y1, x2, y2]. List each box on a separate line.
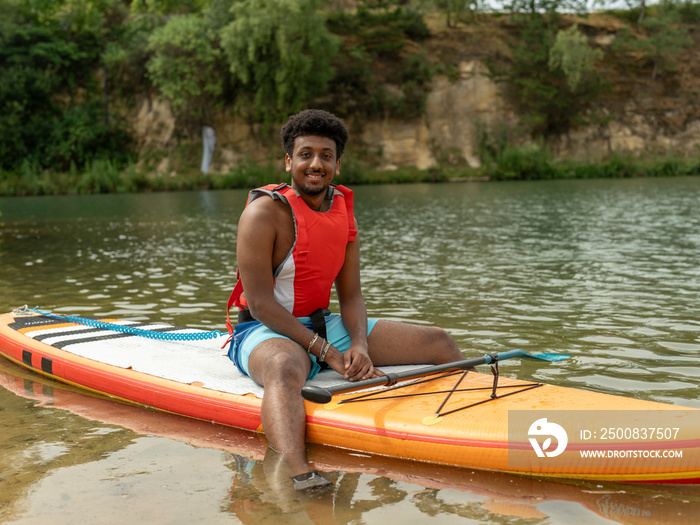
[319, 340, 331, 362]
[306, 333, 319, 353]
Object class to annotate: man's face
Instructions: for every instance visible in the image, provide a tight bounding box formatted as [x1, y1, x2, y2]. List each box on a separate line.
[286, 135, 340, 197]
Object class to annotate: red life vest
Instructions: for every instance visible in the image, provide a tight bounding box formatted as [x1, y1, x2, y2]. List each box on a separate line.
[225, 183, 357, 336]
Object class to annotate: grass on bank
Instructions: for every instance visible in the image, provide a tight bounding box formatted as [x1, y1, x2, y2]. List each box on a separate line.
[479, 144, 700, 181]
[1, 148, 699, 197]
[0, 158, 450, 196]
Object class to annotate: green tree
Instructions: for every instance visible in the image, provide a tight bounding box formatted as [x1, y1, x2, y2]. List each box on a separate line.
[129, 0, 206, 16]
[219, 0, 340, 124]
[505, 0, 588, 15]
[146, 14, 225, 121]
[614, 0, 647, 23]
[0, 0, 132, 171]
[202, 0, 237, 30]
[432, 0, 483, 27]
[324, 2, 433, 119]
[671, 0, 700, 23]
[489, 15, 604, 138]
[614, 10, 693, 79]
[1, 2, 82, 169]
[548, 24, 604, 91]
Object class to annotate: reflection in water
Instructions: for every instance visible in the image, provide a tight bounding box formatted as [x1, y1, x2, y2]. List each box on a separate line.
[0, 378, 136, 521]
[1, 178, 700, 522]
[2, 352, 700, 524]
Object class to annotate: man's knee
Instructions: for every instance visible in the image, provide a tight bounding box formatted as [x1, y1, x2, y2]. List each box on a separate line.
[425, 326, 462, 364]
[250, 345, 310, 386]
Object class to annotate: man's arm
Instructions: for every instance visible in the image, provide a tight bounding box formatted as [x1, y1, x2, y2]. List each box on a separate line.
[331, 221, 381, 381]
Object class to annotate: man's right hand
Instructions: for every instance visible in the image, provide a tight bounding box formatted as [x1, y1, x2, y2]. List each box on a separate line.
[324, 343, 382, 382]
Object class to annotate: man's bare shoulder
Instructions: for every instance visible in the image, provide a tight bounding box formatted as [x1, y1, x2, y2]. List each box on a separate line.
[241, 193, 291, 224]
[238, 192, 295, 266]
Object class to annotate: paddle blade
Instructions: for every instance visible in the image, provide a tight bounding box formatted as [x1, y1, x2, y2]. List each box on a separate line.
[495, 349, 571, 362]
[522, 352, 571, 362]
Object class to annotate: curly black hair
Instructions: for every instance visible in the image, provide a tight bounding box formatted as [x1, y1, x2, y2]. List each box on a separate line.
[280, 109, 349, 160]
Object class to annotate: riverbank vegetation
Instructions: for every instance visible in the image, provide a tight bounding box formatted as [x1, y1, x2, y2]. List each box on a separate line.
[1, 0, 700, 196]
[2, 148, 698, 196]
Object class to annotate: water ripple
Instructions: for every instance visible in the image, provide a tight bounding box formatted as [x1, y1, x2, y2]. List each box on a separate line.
[2, 179, 700, 406]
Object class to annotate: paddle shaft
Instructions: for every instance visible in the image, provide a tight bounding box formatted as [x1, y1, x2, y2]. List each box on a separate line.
[301, 352, 501, 404]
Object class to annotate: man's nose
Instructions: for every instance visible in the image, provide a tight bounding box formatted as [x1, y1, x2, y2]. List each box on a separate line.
[309, 154, 323, 169]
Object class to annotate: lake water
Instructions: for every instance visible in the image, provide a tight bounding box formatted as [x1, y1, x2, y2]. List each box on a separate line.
[1, 177, 700, 523]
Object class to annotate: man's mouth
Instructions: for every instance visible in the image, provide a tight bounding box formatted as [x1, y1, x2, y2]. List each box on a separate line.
[305, 172, 325, 179]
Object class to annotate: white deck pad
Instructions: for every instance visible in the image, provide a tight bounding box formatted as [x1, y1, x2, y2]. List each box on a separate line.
[18, 316, 422, 399]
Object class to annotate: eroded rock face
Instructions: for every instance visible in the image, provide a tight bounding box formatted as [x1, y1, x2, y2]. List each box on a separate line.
[131, 98, 176, 150]
[423, 61, 517, 169]
[128, 58, 700, 174]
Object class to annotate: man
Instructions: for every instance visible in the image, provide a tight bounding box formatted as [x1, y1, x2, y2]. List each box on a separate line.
[227, 109, 463, 490]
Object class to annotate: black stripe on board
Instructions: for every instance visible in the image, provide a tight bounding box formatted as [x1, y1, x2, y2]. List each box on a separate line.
[12, 316, 181, 342]
[25, 320, 161, 341]
[32, 327, 120, 342]
[52, 326, 186, 349]
[41, 357, 53, 375]
[22, 349, 32, 367]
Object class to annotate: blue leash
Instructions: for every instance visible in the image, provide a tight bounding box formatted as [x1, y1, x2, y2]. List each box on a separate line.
[28, 307, 224, 341]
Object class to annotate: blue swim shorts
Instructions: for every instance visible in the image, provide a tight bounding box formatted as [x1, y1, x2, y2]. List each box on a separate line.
[228, 313, 379, 380]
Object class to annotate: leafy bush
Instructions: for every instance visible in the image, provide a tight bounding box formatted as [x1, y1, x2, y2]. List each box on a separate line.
[76, 159, 121, 194]
[327, 2, 430, 44]
[482, 142, 557, 180]
[46, 102, 133, 171]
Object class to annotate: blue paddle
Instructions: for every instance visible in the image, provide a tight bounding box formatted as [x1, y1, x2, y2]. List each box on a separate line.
[301, 350, 570, 404]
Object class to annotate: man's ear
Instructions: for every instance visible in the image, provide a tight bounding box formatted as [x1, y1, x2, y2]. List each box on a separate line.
[285, 153, 292, 173]
[335, 158, 341, 176]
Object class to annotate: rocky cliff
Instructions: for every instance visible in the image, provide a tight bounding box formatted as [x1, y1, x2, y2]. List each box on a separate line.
[128, 14, 700, 175]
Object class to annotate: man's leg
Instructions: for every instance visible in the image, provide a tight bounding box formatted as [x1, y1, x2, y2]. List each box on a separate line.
[248, 340, 333, 491]
[247, 338, 312, 477]
[367, 320, 463, 366]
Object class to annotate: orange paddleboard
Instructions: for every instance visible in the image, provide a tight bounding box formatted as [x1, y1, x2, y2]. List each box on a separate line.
[1, 310, 698, 484]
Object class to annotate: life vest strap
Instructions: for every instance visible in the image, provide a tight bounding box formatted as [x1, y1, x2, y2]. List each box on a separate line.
[225, 279, 244, 336]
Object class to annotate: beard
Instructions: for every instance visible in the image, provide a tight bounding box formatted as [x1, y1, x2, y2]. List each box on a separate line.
[298, 181, 327, 196]
[292, 165, 330, 197]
